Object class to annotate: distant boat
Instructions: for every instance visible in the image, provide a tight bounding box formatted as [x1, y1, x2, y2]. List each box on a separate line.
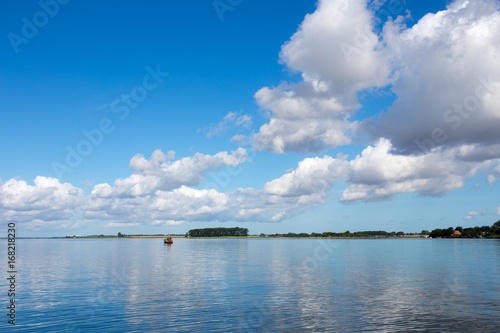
[164, 233, 173, 245]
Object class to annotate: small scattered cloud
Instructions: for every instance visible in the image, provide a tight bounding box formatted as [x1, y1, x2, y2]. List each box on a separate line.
[235, 114, 252, 128]
[368, 0, 388, 11]
[487, 164, 500, 185]
[469, 183, 481, 191]
[200, 111, 253, 138]
[230, 134, 249, 143]
[463, 210, 488, 220]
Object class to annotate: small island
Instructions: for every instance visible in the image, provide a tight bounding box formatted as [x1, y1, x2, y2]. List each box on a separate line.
[186, 227, 249, 237]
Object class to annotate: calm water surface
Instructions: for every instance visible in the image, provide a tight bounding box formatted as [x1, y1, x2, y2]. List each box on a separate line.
[1, 238, 499, 332]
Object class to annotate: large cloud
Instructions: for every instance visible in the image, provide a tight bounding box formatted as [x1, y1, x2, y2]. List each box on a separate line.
[259, 138, 498, 204]
[0, 176, 85, 229]
[264, 155, 348, 199]
[280, 0, 390, 95]
[252, 85, 357, 153]
[257, 138, 499, 204]
[253, 0, 391, 153]
[253, 0, 500, 155]
[369, 0, 500, 153]
[341, 139, 498, 202]
[87, 186, 301, 224]
[99, 148, 249, 197]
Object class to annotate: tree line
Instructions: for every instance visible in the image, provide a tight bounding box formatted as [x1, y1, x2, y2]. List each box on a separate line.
[265, 230, 407, 238]
[263, 221, 500, 239]
[429, 221, 500, 238]
[186, 227, 249, 237]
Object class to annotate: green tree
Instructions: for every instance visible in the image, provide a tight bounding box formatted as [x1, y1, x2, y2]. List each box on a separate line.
[493, 221, 500, 235]
[429, 228, 443, 238]
[444, 227, 454, 237]
[463, 227, 479, 238]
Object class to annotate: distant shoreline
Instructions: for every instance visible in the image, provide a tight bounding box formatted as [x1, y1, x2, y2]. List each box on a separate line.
[0, 235, 185, 240]
[0, 235, 431, 240]
[3, 235, 499, 240]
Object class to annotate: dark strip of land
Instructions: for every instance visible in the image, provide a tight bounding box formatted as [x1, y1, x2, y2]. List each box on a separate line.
[9, 220, 498, 239]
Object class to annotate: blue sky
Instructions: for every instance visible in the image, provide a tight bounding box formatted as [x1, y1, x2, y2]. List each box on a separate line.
[1, 0, 500, 236]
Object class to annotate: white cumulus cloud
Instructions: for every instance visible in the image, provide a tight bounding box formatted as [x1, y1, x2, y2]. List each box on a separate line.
[253, 85, 357, 153]
[369, 0, 500, 153]
[107, 148, 248, 197]
[280, 0, 390, 95]
[341, 139, 496, 202]
[253, 0, 500, 156]
[264, 155, 348, 198]
[253, 0, 391, 153]
[0, 176, 85, 228]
